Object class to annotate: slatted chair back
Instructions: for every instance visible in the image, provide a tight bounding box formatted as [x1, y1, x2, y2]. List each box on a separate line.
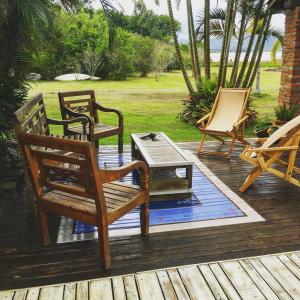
[18, 133, 107, 216]
[58, 90, 99, 122]
[206, 88, 251, 132]
[13, 93, 50, 136]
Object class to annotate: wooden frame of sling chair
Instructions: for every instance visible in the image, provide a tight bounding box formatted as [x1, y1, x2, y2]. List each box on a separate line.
[240, 118, 300, 192]
[197, 88, 252, 158]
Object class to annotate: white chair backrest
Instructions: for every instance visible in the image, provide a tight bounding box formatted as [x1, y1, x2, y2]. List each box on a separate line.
[206, 89, 249, 132]
[262, 115, 300, 149]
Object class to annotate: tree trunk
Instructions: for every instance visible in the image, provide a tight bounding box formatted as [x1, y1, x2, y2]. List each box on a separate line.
[204, 0, 211, 79]
[187, 1, 196, 79]
[167, 0, 196, 101]
[187, 0, 201, 89]
[218, 0, 237, 88]
[255, 68, 261, 94]
[230, 2, 247, 86]
[248, 14, 272, 87]
[235, 0, 264, 87]
[242, 11, 270, 88]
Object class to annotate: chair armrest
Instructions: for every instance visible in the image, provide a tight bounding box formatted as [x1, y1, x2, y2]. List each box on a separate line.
[100, 160, 149, 189]
[233, 115, 249, 128]
[46, 117, 89, 135]
[61, 105, 94, 135]
[196, 113, 211, 127]
[246, 145, 298, 153]
[94, 102, 123, 127]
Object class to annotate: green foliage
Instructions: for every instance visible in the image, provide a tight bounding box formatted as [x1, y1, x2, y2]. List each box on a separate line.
[124, 1, 181, 40]
[131, 35, 155, 77]
[179, 77, 218, 126]
[105, 30, 134, 80]
[275, 103, 298, 122]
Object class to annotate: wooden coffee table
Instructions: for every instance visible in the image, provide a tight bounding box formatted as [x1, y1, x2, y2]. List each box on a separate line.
[131, 132, 193, 196]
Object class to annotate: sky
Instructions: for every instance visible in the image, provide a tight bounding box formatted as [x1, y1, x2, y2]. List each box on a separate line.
[92, 0, 286, 40]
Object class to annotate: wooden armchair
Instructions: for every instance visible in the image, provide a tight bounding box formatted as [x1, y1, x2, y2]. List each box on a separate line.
[13, 93, 88, 207]
[240, 115, 300, 192]
[18, 133, 149, 270]
[197, 88, 251, 158]
[58, 90, 124, 153]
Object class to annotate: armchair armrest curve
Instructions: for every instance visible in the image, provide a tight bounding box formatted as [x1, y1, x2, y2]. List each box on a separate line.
[94, 102, 123, 127]
[100, 160, 149, 188]
[196, 113, 211, 127]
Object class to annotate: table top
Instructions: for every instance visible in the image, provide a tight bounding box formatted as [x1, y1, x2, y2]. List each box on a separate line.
[131, 132, 194, 168]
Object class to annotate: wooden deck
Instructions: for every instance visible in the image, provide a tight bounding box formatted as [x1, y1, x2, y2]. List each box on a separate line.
[2, 250, 300, 299]
[0, 141, 300, 291]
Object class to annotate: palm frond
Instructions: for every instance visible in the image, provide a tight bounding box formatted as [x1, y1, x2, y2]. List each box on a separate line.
[270, 38, 282, 62]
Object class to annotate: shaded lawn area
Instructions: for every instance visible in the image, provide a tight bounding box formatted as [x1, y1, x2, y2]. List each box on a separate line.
[29, 69, 281, 145]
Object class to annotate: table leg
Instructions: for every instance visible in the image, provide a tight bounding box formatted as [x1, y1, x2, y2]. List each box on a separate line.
[186, 165, 193, 188]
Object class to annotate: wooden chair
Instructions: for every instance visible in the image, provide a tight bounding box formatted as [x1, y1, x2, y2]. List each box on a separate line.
[13, 93, 88, 208]
[240, 115, 300, 192]
[197, 88, 251, 158]
[58, 90, 124, 153]
[17, 133, 149, 270]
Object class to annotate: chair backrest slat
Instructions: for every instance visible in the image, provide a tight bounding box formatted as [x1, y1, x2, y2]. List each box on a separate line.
[13, 93, 50, 136]
[58, 90, 98, 122]
[18, 133, 107, 214]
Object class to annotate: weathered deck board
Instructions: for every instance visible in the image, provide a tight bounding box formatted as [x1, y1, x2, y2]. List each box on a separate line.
[0, 142, 300, 290]
[2, 251, 300, 299]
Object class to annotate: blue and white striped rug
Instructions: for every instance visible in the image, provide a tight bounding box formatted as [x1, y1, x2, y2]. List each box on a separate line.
[57, 150, 264, 243]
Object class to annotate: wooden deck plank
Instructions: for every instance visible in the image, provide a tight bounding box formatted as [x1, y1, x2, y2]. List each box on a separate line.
[198, 264, 228, 300]
[89, 278, 113, 300]
[220, 260, 265, 299]
[178, 265, 215, 300]
[136, 271, 164, 300]
[259, 255, 300, 298]
[3, 252, 300, 299]
[63, 282, 76, 300]
[156, 270, 178, 300]
[123, 275, 139, 300]
[112, 276, 126, 300]
[166, 269, 190, 300]
[39, 285, 64, 300]
[209, 263, 241, 300]
[239, 259, 280, 300]
[248, 257, 292, 300]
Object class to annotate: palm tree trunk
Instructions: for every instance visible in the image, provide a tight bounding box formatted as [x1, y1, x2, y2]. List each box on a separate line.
[235, 0, 264, 87]
[230, 2, 247, 86]
[242, 11, 270, 87]
[187, 1, 197, 79]
[204, 0, 211, 79]
[255, 67, 261, 93]
[167, 0, 196, 101]
[218, 0, 237, 87]
[187, 0, 201, 88]
[248, 13, 272, 87]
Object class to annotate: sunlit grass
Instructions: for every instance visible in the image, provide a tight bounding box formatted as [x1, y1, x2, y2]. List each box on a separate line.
[29, 69, 281, 144]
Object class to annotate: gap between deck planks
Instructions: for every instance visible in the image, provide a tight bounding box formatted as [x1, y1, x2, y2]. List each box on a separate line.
[2, 250, 300, 300]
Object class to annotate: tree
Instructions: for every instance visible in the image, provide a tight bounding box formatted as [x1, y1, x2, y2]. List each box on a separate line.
[82, 45, 103, 76]
[152, 41, 174, 80]
[132, 35, 155, 77]
[126, 1, 181, 40]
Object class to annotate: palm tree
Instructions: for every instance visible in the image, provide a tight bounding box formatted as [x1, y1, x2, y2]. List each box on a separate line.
[203, 0, 211, 79]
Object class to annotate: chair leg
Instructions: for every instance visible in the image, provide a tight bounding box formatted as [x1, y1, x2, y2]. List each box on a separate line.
[118, 133, 123, 154]
[197, 134, 206, 154]
[95, 140, 100, 149]
[227, 138, 236, 159]
[97, 226, 111, 270]
[240, 167, 263, 192]
[37, 209, 49, 246]
[140, 202, 149, 237]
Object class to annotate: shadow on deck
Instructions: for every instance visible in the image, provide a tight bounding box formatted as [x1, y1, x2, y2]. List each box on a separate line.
[0, 141, 299, 290]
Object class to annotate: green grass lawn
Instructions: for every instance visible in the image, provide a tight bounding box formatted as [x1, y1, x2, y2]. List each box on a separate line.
[29, 69, 281, 145]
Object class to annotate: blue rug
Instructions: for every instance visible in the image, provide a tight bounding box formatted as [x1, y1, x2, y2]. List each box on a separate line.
[57, 150, 264, 243]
